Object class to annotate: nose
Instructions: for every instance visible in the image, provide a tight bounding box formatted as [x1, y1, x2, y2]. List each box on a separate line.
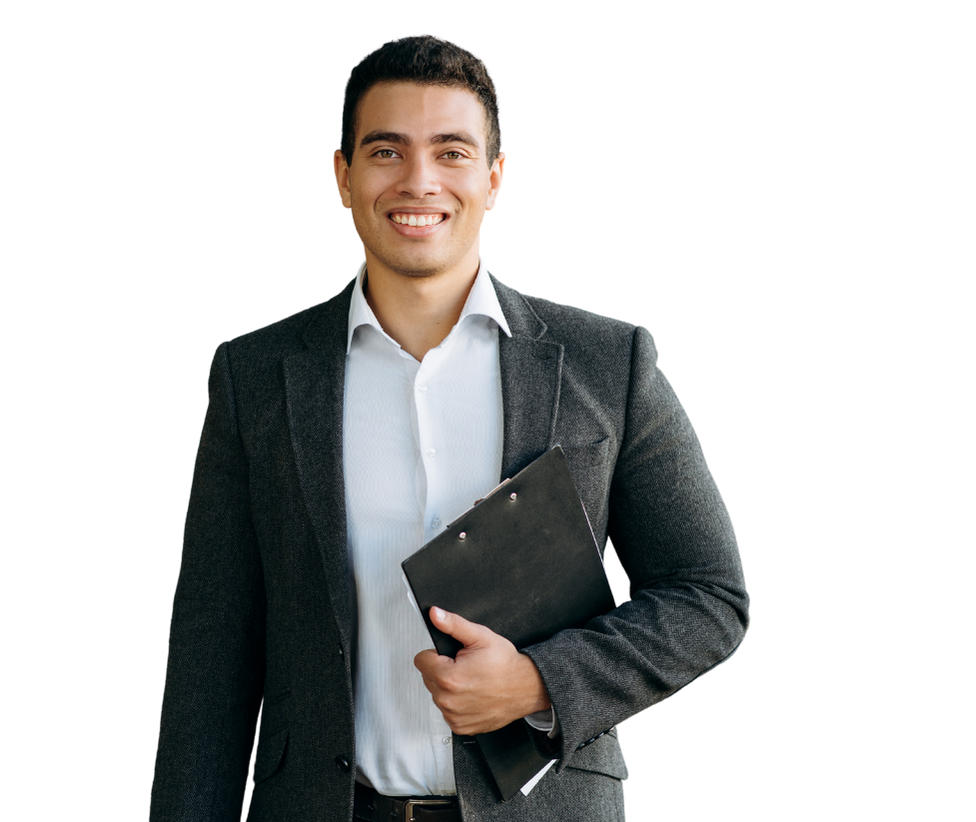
[396, 154, 441, 199]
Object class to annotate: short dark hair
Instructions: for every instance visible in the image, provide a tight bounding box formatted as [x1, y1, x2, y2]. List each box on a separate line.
[340, 35, 501, 167]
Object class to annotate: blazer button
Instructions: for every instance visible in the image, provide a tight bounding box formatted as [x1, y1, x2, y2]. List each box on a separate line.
[335, 755, 351, 772]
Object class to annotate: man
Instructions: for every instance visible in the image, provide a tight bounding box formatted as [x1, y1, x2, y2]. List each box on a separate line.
[150, 35, 748, 822]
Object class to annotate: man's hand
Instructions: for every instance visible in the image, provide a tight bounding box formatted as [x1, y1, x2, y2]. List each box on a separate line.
[414, 607, 552, 736]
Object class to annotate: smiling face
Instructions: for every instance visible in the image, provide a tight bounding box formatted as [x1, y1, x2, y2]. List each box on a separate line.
[335, 82, 503, 286]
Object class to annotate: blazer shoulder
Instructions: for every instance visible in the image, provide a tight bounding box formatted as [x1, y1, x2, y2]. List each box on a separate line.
[497, 280, 647, 345]
[220, 280, 354, 369]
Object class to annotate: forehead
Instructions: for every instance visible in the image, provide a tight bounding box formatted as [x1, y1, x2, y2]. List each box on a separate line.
[355, 82, 488, 148]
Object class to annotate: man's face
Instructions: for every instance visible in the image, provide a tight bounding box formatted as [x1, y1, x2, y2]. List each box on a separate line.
[335, 82, 503, 283]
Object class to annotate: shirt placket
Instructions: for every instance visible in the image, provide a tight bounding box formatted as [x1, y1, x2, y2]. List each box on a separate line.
[411, 345, 458, 790]
[415, 347, 447, 542]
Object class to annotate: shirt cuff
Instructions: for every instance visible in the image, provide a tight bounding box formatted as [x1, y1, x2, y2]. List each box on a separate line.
[524, 708, 560, 739]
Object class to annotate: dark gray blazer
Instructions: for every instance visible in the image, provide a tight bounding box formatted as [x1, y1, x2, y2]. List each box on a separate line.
[150, 276, 748, 822]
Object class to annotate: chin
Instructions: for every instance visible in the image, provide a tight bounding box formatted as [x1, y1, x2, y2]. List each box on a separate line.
[380, 254, 456, 280]
[399, 269, 442, 279]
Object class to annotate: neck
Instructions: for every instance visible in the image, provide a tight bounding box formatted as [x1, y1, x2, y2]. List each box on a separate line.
[363, 262, 480, 362]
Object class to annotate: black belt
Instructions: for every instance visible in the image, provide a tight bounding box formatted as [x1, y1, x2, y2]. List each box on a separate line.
[354, 781, 461, 822]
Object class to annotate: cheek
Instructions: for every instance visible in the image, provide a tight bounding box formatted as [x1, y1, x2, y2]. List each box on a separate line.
[349, 172, 387, 207]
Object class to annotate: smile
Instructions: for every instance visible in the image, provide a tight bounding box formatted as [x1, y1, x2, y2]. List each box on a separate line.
[390, 213, 445, 226]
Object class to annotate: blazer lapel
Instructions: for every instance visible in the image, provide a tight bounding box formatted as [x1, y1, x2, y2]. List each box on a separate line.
[492, 276, 564, 480]
[283, 281, 355, 645]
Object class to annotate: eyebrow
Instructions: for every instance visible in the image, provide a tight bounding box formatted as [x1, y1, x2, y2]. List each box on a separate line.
[358, 130, 481, 150]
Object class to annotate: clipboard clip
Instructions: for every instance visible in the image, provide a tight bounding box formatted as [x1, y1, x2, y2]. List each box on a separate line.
[447, 477, 515, 539]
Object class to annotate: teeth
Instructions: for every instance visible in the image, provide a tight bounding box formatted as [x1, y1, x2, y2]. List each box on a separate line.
[392, 213, 444, 226]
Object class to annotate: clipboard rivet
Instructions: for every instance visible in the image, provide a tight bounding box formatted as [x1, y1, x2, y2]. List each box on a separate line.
[509, 492, 517, 500]
[458, 532, 467, 540]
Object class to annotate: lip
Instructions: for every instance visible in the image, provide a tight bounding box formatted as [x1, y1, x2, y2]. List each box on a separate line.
[386, 208, 449, 237]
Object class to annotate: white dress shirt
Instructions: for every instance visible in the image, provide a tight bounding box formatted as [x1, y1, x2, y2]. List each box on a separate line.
[342, 262, 511, 796]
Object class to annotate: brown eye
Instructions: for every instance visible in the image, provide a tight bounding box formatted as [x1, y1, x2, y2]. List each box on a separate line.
[442, 151, 463, 160]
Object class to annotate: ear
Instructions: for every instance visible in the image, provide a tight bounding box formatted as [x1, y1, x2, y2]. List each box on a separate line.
[332, 149, 362, 246]
[485, 151, 505, 211]
[332, 148, 350, 208]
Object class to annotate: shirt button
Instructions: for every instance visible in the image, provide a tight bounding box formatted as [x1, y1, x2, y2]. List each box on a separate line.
[417, 384, 428, 393]
[442, 736, 452, 746]
[426, 448, 436, 457]
[432, 517, 442, 528]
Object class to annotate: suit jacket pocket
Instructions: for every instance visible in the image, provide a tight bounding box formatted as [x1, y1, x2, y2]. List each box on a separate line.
[559, 437, 610, 467]
[566, 728, 628, 781]
[254, 727, 289, 784]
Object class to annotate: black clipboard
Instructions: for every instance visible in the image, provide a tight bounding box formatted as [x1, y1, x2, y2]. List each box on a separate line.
[401, 446, 616, 799]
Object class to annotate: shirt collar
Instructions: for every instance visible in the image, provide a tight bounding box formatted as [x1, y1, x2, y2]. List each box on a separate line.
[346, 261, 512, 353]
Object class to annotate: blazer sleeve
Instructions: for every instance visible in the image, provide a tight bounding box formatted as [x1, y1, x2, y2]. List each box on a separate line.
[522, 326, 749, 768]
[150, 343, 266, 821]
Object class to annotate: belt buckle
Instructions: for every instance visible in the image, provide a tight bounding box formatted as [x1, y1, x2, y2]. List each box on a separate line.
[403, 798, 453, 822]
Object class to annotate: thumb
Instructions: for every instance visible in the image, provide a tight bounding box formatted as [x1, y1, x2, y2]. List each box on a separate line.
[429, 606, 489, 649]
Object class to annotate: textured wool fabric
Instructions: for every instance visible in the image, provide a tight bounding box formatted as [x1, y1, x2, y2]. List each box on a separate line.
[150, 274, 749, 822]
